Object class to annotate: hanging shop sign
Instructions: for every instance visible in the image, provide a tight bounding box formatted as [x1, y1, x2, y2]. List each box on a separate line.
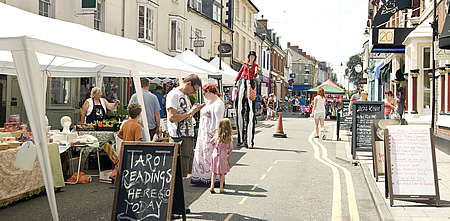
[434, 42, 450, 60]
[372, 0, 412, 28]
[371, 28, 414, 53]
[218, 43, 232, 53]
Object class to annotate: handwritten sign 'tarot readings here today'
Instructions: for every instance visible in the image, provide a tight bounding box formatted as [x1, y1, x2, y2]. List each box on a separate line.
[386, 125, 440, 206]
[112, 142, 185, 221]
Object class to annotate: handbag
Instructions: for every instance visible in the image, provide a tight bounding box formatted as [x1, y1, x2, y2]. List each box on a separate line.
[247, 82, 257, 101]
[232, 87, 238, 102]
[389, 107, 400, 119]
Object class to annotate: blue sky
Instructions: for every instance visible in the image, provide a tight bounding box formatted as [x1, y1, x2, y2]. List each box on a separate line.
[254, 0, 368, 81]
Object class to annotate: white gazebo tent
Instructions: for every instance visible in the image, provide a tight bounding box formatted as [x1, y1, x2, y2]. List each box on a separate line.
[0, 3, 208, 220]
[209, 56, 239, 86]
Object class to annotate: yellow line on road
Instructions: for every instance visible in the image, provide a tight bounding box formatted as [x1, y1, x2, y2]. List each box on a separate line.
[251, 184, 258, 190]
[308, 131, 342, 221]
[239, 196, 248, 205]
[260, 174, 266, 180]
[314, 138, 360, 221]
[267, 166, 273, 171]
[224, 214, 233, 221]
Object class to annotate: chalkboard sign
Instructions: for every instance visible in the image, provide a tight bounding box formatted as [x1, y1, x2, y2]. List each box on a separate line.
[352, 101, 384, 159]
[111, 142, 186, 221]
[370, 119, 407, 182]
[385, 125, 440, 206]
[339, 99, 352, 130]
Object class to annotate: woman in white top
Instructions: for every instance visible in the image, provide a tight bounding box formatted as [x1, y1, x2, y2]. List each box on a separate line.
[312, 88, 327, 138]
[191, 84, 225, 186]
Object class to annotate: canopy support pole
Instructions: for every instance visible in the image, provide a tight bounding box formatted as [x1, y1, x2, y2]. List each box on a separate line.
[11, 40, 59, 221]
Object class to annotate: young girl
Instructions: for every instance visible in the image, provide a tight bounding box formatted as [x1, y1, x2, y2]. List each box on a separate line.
[209, 118, 233, 194]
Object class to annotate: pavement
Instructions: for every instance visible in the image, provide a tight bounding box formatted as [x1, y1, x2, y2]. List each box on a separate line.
[335, 127, 450, 221]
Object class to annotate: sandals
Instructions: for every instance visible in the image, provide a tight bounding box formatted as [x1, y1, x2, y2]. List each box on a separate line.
[220, 189, 226, 194]
[209, 188, 215, 194]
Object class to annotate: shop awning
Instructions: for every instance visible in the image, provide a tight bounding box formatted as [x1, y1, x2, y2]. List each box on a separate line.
[293, 84, 313, 90]
[371, 28, 414, 53]
[380, 61, 392, 82]
[306, 84, 346, 96]
[439, 13, 450, 49]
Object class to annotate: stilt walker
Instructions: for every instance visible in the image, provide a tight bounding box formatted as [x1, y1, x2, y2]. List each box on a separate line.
[235, 51, 258, 149]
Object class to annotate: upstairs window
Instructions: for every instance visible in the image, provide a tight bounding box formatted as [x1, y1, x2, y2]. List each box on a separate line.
[196, 0, 202, 13]
[170, 20, 184, 51]
[138, 5, 155, 43]
[50, 78, 71, 105]
[213, 3, 220, 22]
[39, 0, 51, 17]
[94, 2, 102, 31]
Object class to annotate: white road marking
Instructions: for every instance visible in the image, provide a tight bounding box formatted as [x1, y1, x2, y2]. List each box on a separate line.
[308, 131, 342, 221]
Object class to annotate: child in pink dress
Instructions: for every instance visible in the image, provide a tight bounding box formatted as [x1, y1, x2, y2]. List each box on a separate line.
[209, 118, 233, 194]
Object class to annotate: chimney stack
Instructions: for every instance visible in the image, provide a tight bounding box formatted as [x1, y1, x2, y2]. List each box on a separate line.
[258, 15, 268, 27]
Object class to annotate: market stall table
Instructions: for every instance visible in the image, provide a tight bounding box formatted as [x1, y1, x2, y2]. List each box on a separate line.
[0, 143, 64, 207]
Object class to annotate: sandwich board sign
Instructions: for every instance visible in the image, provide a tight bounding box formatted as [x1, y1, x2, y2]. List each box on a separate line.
[385, 125, 440, 206]
[111, 142, 186, 220]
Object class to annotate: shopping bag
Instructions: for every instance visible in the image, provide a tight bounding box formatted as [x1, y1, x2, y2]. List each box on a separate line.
[14, 141, 37, 171]
[232, 87, 238, 102]
[248, 82, 257, 101]
[66, 172, 91, 184]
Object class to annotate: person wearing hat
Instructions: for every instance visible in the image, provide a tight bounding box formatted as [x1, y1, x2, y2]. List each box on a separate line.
[234, 51, 259, 149]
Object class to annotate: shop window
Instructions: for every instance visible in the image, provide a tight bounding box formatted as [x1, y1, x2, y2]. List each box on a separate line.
[138, 5, 155, 43]
[423, 47, 431, 109]
[170, 19, 184, 51]
[50, 78, 71, 105]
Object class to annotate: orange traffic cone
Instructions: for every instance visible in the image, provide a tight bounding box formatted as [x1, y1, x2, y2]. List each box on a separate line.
[273, 113, 287, 138]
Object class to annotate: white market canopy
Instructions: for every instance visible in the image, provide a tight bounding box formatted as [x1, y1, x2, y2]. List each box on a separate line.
[175, 50, 223, 79]
[0, 3, 209, 220]
[209, 56, 238, 86]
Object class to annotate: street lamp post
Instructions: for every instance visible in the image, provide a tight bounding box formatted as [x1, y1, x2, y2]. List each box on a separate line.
[431, 0, 437, 130]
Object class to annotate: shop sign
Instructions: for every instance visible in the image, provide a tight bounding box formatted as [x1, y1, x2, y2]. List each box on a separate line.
[276, 80, 281, 83]
[360, 78, 367, 84]
[290, 73, 296, 78]
[271, 83, 275, 87]
[434, 42, 450, 60]
[288, 84, 293, 90]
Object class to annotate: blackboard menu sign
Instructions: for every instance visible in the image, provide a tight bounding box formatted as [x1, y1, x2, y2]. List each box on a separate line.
[385, 125, 440, 206]
[111, 142, 186, 221]
[352, 101, 384, 158]
[339, 99, 352, 130]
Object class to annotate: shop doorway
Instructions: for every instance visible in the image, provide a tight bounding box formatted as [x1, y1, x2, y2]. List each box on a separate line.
[5, 75, 27, 124]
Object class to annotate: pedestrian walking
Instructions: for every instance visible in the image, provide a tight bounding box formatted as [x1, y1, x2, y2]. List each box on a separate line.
[261, 94, 268, 120]
[235, 51, 258, 149]
[348, 86, 362, 117]
[209, 118, 233, 194]
[267, 93, 276, 120]
[300, 95, 306, 114]
[384, 90, 397, 119]
[312, 88, 327, 139]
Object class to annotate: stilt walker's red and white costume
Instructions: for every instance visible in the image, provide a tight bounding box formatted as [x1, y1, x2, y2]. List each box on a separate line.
[235, 52, 258, 149]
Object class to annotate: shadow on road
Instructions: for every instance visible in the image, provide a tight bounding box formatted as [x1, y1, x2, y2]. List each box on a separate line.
[183, 212, 266, 221]
[250, 146, 307, 155]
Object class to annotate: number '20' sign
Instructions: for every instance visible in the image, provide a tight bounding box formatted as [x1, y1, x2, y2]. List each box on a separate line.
[378, 29, 394, 44]
[434, 42, 450, 60]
